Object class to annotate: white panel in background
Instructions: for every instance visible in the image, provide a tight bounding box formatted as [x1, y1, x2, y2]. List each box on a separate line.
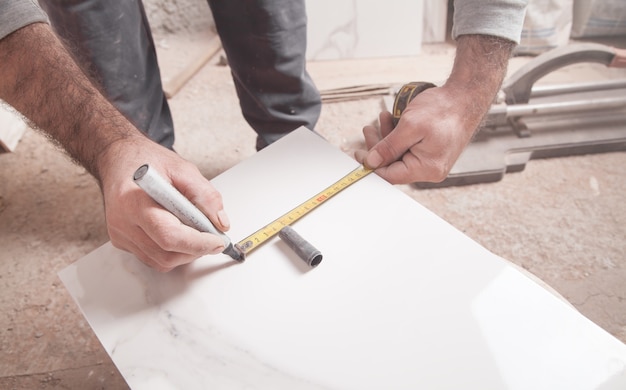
[306, 0, 423, 60]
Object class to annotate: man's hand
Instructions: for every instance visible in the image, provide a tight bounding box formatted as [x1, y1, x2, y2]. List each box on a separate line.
[355, 85, 477, 184]
[98, 138, 230, 272]
[0, 22, 229, 272]
[355, 35, 515, 184]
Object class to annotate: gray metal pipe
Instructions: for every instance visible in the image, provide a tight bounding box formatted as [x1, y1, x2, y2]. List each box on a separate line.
[279, 226, 323, 268]
[485, 95, 626, 127]
[530, 79, 626, 98]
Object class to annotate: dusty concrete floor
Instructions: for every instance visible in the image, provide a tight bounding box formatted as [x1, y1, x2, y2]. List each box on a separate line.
[1, 31, 625, 389]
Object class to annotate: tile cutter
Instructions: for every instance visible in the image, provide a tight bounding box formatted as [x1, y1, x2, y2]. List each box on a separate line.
[390, 43, 626, 187]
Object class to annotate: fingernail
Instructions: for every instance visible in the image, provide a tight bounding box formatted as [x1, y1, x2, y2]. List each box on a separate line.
[365, 150, 383, 169]
[217, 210, 230, 229]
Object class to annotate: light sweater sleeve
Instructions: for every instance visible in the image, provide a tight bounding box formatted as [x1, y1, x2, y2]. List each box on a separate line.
[0, 0, 49, 40]
[452, 0, 528, 44]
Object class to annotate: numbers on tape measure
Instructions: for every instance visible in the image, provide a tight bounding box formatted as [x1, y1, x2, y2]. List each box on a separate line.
[235, 165, 373, 256]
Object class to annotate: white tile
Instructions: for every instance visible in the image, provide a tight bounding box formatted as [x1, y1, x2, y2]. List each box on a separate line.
[306, 0, 423, 60]
[60, 128, 626, 389]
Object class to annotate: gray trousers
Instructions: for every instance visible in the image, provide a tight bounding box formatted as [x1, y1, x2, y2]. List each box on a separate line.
[39, 0, 322, 150]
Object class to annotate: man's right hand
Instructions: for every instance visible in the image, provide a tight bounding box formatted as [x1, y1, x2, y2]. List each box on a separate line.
[0, 23, 230, 273]
[97, 137, 231, 272]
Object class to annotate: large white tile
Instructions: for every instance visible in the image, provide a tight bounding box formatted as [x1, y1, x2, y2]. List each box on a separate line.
[60, 128, 626, 389]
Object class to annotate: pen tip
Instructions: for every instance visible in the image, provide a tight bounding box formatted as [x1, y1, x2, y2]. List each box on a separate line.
[223, 243, 245, 262]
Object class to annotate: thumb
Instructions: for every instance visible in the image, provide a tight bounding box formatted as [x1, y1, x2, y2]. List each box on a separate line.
[364, 115, 415, 170]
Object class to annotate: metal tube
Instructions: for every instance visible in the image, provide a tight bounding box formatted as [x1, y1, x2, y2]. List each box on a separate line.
[530, 79, 626, 98]
[484, 95, 626, 127]
[278, 226, 323, 267]
[504, 96, 626, 117]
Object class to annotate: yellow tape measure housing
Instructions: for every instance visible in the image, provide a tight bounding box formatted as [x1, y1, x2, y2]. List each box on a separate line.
[235, 165, 373, 257]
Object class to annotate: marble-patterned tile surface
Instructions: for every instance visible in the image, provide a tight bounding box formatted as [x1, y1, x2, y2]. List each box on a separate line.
[59, 128, 626, 389]
[306, 0, 423, 60]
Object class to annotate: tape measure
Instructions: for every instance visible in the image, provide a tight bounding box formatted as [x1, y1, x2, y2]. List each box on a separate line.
[234, 165, 373, 257]
[234, 81, 433, 258]
[391, 81, 436, 127]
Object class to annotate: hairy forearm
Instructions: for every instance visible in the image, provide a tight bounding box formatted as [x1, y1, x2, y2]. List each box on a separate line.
[0, 22, 144, 181]
[444, 34, 515, 132]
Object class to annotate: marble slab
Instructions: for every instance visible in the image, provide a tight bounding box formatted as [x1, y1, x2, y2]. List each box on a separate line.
[59, 128, 626, 389]
[305, 0, 423, 61]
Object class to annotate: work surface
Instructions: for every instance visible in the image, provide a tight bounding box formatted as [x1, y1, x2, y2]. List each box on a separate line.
[1, 38, 626, 388]
[60, 128, 626, 389]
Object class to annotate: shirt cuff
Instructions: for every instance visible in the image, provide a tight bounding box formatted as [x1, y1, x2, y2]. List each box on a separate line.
[0, 0, 49, 40]
[452, 0, 528, 44]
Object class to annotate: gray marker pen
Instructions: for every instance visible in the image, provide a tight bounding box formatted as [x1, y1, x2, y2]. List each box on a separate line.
[133, 164, 244, 262]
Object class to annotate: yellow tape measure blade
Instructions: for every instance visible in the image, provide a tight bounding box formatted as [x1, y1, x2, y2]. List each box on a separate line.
[235, 165, 373, 257]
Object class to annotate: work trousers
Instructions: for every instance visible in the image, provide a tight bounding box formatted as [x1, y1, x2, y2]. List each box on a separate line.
[39, 0, 322, 150]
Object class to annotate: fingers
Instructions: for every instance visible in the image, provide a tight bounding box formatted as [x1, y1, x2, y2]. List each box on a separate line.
[354, 111, 396, 166]
[98, 138, 234, 272]
[108, 202, 227, 272]
[378, 111, 395, 138]
[139, 204, 226, 255]
[166, 164, 230, 232]
[363, 124, 381, 150]
[355, 86, 475, 184]
[356, 109, 426, 176]
[375, 146, 449, 184]
[366, 115, 423, 171]
[354, 123, 381, 163]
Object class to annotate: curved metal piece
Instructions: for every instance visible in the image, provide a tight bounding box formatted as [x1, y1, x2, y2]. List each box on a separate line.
[502, 43, 616, 105]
